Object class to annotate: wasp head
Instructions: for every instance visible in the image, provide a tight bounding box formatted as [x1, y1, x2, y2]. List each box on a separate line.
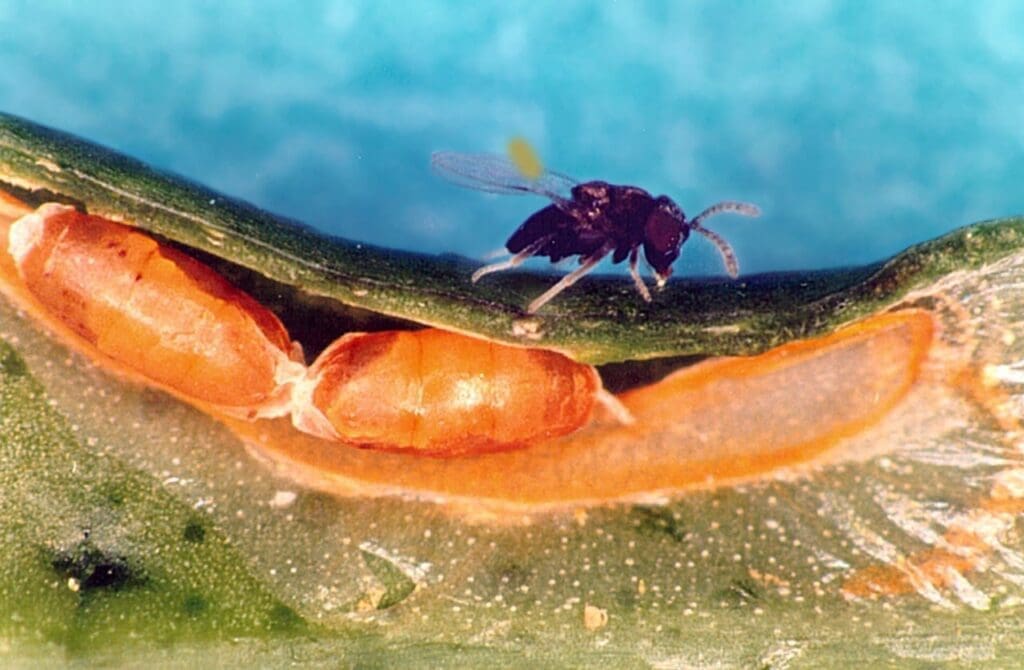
[644, 196, 689, 286]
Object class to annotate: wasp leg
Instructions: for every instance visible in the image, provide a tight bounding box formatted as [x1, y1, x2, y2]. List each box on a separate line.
[471, 236, 552, 283]
[628, 248, 652, 302]
[527, 246, 611, 314]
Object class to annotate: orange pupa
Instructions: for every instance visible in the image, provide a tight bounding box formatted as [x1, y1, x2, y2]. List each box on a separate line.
[5, 203, 622, 455]
[7, 203, 306, 418]
[291, 328, 616, 456]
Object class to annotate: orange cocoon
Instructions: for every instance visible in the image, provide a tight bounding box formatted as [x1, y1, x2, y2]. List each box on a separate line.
[7, 204, 303, 414]
[229, 309, 935, 516]
[292, 329, 601, 456]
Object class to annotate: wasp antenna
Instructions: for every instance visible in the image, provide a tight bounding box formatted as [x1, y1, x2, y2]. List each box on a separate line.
[471, 236, 552, 283]
[690, 201, 761, 229]
[693, 226, 740, 278]
[527, 246, 611, 313]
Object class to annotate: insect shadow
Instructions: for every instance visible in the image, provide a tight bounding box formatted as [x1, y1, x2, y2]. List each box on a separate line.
[432, 151, 760, 313]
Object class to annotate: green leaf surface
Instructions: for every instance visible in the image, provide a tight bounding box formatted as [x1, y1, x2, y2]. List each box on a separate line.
[0, 337, 310, 657]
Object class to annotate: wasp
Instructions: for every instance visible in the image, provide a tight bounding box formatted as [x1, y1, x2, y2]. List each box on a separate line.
[432, 151, 761, 313]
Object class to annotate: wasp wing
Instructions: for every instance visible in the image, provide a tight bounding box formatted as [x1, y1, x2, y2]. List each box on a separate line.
[431, 151, 578, 205]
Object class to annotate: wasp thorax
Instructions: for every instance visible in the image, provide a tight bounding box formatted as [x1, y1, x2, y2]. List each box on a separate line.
[572, 182, 611, 221]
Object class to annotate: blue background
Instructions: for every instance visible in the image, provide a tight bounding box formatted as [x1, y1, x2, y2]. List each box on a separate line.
[2, 1, 1022, 277]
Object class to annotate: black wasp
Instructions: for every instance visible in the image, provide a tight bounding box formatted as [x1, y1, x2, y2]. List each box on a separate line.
[432, 151, 761, 314]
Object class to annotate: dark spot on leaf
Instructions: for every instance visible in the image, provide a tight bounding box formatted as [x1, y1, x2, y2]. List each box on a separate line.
[98, 482, 126, 507]
[182, 520, 206, 544]
[50, 539, 144, 592]
[631, 506, 687, 542]
[484, 559, 534, 608]
[494, 561, 530, 590]
[267, 603, 303, 632]
[614, 585, 638, 609]
[182, 593, 207, 617]
[377, 585, 415, 611]
[291, 491, 342, 527]
[361, 550, 416, 610]
[0, 346, 27, 378]
[714, 577, 763, 608]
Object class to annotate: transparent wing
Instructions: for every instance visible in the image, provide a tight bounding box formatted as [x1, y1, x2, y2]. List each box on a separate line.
[431, 151, 578, 203]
